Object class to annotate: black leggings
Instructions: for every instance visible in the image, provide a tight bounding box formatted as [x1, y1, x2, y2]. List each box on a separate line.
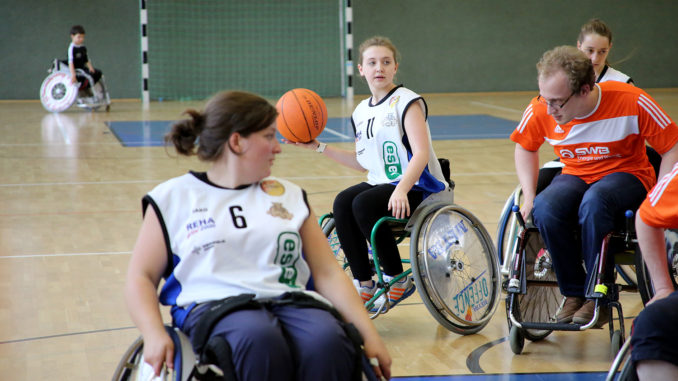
[333, 182, 423, 281]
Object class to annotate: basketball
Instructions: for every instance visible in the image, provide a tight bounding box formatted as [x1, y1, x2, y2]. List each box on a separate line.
[276, 88, 327, 143]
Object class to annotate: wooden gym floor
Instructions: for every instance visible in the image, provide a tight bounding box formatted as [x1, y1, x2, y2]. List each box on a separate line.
[2, 89, 678, 380]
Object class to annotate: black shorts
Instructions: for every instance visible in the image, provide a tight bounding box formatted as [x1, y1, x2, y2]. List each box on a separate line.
[631, 289, 678, 366]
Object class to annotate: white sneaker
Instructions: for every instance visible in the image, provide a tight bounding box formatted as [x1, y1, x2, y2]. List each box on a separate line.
[353, 279, 376, 303]
[384, 274, 416, 307]
[353, 279, 388, 313]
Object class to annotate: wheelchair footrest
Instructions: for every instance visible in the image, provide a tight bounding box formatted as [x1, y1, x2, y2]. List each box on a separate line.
[519, 321, 585, 331]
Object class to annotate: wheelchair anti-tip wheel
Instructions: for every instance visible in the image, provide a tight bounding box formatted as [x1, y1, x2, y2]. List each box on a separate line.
[410, 203, 500, 335]
[40, 72, 79, 113]
[506, 228, 562, 341]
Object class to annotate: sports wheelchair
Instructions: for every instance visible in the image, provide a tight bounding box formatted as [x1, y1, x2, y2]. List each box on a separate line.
[319, 159, 501, 335]
[112, 324, 379, 381]
[496, 148, 663, 356]
[39, 59, 111, 113]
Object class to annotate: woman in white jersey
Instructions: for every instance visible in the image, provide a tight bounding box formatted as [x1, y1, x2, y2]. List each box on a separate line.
[286, 36, 448, 311]
[577, 18, 634, 84]
[125, 91, 391, 380]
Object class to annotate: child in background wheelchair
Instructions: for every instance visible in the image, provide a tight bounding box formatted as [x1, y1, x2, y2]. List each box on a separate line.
[40, 25, 110, 113]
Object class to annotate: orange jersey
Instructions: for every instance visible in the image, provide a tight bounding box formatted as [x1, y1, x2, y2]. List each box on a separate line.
[511, 81, 678, 190]
[638, 162, 678, 228]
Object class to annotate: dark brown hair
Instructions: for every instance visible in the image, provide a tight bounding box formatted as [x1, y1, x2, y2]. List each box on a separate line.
[578, 18, 613, 45]
[165, 91, 277, 161]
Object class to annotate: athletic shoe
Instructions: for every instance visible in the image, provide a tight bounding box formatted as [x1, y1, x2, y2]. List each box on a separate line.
[352, 279, 388, 314]
[384, 274, 416, 307]
[353, 279, 376, 304]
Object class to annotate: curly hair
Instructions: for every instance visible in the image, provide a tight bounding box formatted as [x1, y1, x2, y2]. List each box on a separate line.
[537, 46, 595, 93]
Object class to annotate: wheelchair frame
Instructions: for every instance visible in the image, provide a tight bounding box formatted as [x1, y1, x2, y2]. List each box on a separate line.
[320, 199, 501, 335]
[112, 325, 379, 381]
[40, 59, 111, 113]
[503, 203, 633, 355]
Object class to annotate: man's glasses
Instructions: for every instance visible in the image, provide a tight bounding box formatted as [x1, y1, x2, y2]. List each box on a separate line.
[537, 91, 575, 109]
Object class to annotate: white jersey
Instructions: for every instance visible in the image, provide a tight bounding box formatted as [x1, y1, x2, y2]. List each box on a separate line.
[351, 85, 447, 195]
[597, 65, 633, 84]
[144, 173, 322, 326]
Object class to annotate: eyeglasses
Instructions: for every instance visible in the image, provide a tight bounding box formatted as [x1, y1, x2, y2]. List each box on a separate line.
[537, 91, 575, 109]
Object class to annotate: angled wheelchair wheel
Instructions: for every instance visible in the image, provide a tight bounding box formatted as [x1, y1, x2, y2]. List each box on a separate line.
[112, 327, 197, 381]
[508, 229, 562, 341]
[496, 185, 523, 269]
[634, 228, 678, 305]
[321, 216, 354, 278]
[666, 228, 678, 288]
[40, 72, 79, 113]
[410, 203, 500, 335]
[634, 244, 655, 306]
[111, 335, 144, 381]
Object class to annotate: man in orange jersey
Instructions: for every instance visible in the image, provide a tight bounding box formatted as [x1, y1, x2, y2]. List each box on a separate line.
[510, 45, 678, 326]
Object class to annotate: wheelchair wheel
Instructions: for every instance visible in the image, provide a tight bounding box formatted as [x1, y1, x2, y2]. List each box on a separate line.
[410, 203, 500, 335]
[321, 216, 353, 277]
[666, 228, 678, 288]
[634, 245, 655, 305]
[111, 335, 144, 381]
[635, 228, 678, 305]
[496, 185, 521, 268]
[507, 228, 562, 341]
[40, 72, 78, 113]
[112, 327, 197, 381]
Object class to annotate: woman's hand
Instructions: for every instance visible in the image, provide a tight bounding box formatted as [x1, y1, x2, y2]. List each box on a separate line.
[388, 188, 410, 219]
[281, 138, 320, 151]
[142, 329, 175, 376]
[364, 336, 392, 380]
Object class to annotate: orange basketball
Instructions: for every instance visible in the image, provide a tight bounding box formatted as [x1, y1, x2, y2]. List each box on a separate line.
[276, 88, 327, 143]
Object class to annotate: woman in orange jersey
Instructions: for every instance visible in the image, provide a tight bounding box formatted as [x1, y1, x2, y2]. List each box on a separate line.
[511, 46, 678, 327]
[631, 162, 678, 380]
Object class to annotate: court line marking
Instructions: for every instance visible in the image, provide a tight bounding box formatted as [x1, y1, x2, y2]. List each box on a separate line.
[0, 173, 516, 188]
[469, 101, 524, 115]
[0, 326, 137, 345]
[466, 336, 508, 373]
[0, 251, 131, 259]
[323, 126, 353, 140]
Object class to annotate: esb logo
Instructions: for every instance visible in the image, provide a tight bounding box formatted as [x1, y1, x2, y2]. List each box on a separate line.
[560, 146, 610, 158]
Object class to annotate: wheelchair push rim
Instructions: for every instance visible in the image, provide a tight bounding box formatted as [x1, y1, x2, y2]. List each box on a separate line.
[410, 203, 501, 334]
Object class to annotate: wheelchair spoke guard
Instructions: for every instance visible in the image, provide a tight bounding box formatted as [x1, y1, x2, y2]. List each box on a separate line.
[40, 72, 79, 113]
[410, 203, 500, 335]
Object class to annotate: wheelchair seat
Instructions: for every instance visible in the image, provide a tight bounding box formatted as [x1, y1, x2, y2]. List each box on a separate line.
[320, 158, 501, 335]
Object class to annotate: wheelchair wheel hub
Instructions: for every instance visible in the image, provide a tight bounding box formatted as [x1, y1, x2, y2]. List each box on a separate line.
[51, 83, 67, 100]
[533, 248, 552, 279]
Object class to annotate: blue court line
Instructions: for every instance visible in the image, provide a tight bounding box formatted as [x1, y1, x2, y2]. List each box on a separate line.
[393, 372, 609, 380]
[107, 115, 517, 147]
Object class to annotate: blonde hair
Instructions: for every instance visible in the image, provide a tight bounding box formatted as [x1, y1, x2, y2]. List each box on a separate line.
[537, 46, 595, 93]
[358, 36, 399, 65]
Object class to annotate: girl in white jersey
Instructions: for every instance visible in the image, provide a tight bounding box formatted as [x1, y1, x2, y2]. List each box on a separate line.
[286, 36, 447, 311]
[577, 18, 634, 84]
[125, 91, 391, 380]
